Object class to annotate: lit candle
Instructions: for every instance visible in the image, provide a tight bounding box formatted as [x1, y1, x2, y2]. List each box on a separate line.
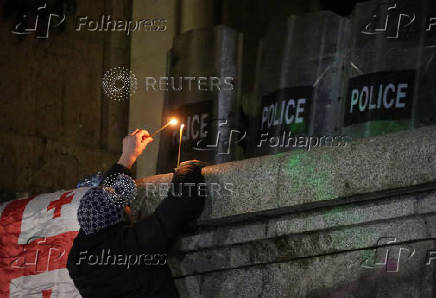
[150, 118, 178, 138]
[177, 124, 185, 167]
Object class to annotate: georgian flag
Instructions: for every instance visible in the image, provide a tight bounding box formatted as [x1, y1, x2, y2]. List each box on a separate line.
[0, 188, 90, 297]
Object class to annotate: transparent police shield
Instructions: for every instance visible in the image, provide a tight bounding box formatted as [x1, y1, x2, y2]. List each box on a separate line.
[342, 0, 436, 138]
[157, 25, 242, 173]
[248, 11, 350, 157]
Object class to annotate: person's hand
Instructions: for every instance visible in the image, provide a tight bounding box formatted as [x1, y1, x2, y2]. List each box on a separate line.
[172, 160, 207, 183]
[176, 160, 208, 172]
[117, 129, 153, 169]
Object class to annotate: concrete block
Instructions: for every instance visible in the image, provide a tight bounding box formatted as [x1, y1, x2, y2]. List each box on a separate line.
[201, 153, 282, 219]
[173, 190, 436, 253]
[174, 240, 436, 297]
[277, 124, 436, 206]
[137, 125, 436, 221]
[136, 153, 282, 220]
[177, 222, 266, 252]
[176, 267, 264, 298]
[172, 191, 430, 253]
[267, 192, 420, 238]
[262, 241, 435, 297]
[170, 214, 432, 277]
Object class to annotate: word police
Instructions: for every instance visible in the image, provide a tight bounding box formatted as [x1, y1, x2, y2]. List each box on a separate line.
[261, 98, 307, 129]
[183, 113, 209, 141]
[349, 83, 409, 113]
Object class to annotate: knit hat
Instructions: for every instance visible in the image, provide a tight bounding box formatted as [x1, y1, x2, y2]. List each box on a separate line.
[77, 173, 137, 235]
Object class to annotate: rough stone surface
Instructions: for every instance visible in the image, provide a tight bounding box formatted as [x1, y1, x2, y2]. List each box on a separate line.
[132, 124, 436, 297]
[277, 124, 436, 207]
[136, 125, 436, 220]
[175, 240, 436, 298]
[170, 212, 433, 277]
[171, 190, 436, 253]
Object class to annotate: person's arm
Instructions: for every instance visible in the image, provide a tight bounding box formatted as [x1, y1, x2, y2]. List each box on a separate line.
[100, 129, 153, 182]
[133, 161, 207, 249]
[99, 128, 152, 187]
[77, 129, 153, 234]
[100, 163, 132, 183]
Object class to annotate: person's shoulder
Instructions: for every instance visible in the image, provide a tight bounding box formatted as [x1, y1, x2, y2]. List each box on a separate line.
[72, 223, 126, 247]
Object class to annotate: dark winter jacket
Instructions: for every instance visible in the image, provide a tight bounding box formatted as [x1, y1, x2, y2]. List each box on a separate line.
[67, 161, 206, 298]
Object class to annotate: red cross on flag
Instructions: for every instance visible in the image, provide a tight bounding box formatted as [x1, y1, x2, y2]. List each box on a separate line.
[0, 187, 90, 297]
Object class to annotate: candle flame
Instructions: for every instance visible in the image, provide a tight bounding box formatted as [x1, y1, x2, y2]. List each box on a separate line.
[169, 118, 178, 125]
[180, 124, 185, 129]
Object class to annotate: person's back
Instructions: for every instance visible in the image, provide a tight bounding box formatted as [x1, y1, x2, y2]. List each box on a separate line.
[67, 218, 182, 297]
[67, 129, 206, 298]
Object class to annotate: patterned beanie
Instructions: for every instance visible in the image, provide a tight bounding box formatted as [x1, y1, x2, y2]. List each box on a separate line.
[77, 173, 137, 235]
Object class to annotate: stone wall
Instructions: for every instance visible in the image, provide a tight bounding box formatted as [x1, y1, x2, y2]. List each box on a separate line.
[134, 125, 436, 297]
[0, 0, 131, 200]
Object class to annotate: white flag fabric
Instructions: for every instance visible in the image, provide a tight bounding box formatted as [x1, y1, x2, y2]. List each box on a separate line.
[0, 188, 90, 297]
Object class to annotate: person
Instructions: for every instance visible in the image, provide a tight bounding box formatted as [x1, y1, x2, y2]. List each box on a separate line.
[67, 129, 206, 298]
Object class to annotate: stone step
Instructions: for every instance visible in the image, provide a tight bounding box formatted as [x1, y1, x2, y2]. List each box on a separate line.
[134, 125, 436, 222]
[174, 239, 436, 298]
[174, 189, 436, 253]
[170, 211, 436, 277]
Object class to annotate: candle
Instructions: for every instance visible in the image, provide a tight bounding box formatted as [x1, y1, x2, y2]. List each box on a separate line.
[150, 118, 178, 138]
[177, 124, 184, 167]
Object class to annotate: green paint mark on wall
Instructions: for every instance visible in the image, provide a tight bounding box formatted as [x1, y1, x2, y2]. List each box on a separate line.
[283, 150, 336, 201]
